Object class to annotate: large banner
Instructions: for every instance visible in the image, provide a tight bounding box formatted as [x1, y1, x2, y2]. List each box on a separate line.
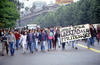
[56, 0, 73, 4]
[60, 24, 91, 43]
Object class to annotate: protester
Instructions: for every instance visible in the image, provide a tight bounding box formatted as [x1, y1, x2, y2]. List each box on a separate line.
[19, 31, 27, 53]
[56, 27, 61, 48]
[37, 28, 42, 45]
[41, 29, 47, 51]
[1, 30, 9, 56]
[52, 27, 57, 50]
[27, 30, 35, 53]
[14, 30, 20, 50]
[97, 24, 100, 44]
[34, 29, 39, 51]
[7, 31, 16, 56]
[89, 24, 97, 46]
[87, 24, 97, 48]
[47, 27, 53, 51]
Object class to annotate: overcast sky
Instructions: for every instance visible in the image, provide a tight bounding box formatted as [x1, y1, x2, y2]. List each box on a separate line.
[19, 0, 55, 8]
[19, 0, 79, 11]
[19, 0, 79, 8]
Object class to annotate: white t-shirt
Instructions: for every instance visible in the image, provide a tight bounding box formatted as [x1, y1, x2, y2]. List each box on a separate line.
[20, 35, 27, 45]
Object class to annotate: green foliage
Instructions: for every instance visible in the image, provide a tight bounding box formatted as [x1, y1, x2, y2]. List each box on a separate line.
[0, 0, 20, 28]
[33, 0, 100, 27]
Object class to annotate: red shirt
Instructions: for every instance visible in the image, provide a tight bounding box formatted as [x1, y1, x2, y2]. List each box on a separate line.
[15, 33, 20, 40]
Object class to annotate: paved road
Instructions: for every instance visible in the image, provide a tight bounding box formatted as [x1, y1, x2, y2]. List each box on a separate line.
[0, 41, 100, 65]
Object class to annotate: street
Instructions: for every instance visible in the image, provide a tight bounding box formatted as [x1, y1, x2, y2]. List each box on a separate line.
[0, 41, 100, 65]
[0, 0, 100, 65]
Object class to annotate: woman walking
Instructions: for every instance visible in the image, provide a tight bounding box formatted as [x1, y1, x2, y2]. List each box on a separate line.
[19, 31, 27, 53]
[47, 27, 53, 51]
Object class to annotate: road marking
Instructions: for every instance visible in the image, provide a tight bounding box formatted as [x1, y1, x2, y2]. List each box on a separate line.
[77, 44, 100, 53]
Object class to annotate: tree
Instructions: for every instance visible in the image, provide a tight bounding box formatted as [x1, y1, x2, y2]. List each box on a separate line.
[32, 0, 100, 28]
[0, 0, 20, 28]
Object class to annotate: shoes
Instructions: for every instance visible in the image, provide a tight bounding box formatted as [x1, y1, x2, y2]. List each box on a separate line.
[2, 54, 4, 56]
[11, 54, 14, 56]
[58, 46, 60, 48]
[31, 51, 33, 54]
[75, 47, 78, 50]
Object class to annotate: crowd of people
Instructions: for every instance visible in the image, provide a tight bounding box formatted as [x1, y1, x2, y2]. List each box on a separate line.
[0, 24, 100, 56]
[0, 27, 62, 56]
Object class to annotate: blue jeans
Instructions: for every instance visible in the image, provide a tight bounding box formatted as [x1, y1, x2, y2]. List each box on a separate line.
[72, 41, 75, 48]
[90, 37, 95, 46]
[87, 38, 90, 48]
[29, 42, 34, 53]
[35, 39, 38, 50]
[9, 42, 15, 55]
[16, 40, 19, 49]
[57, 37, 61, 46]
[62, 42, 65, 50]
[48, 39, 52, 50]
[41, 41, 45, 51]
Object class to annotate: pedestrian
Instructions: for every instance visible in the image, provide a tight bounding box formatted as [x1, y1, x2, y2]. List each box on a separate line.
[34, 29, 39, 51]
[41, 29, 47, 52]
[56, 26, 61, 48]
[7, 31, 16, 56]
[27, 30, 35, 53]
[47, 27, 53, 51]
[97, 24, 100, 44]
[38, 28, 42, 45]
[14, 30, 20, 50]
[1, 30, 9, 56]
[52, 27, 57, 50]
[89, 24, 97, 46]
[19, 31, 27, 54]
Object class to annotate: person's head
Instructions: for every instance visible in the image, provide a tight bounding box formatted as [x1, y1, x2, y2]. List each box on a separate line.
[23, 31, 27, 35]
[32, 29, 35, 33]
[42, 29, 45, 33]
[29, 30, 32, 33]
[53, 27, 56, 32]
[89, 24, 93, 29]
[57, 26, 60, 30]
[9, 31, 13, 35]
[35, 29, 37, 33]
[3, 30, 6, 34]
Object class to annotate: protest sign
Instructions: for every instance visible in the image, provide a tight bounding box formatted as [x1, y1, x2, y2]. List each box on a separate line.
[60, 24, 91, 43]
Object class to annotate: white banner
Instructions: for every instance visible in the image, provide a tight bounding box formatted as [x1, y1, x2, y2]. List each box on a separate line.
[60, 24, 91, 43]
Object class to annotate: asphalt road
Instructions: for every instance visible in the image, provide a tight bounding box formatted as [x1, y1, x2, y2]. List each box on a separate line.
[0, 41, 100, 65]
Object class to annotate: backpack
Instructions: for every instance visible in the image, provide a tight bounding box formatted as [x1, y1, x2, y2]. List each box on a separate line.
[48, 32, 53, 40]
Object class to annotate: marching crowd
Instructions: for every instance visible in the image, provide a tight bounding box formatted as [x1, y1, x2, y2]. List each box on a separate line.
[0, 27, 62, 56]
[0, 24, 100, 56]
